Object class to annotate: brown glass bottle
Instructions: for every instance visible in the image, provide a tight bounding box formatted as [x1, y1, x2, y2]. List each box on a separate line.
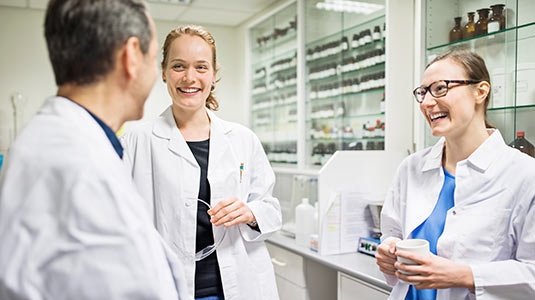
[488, 4, 506, 33]
[475, 8, 490, 36]
[449, 17, 463, 42]
[509, 131, 535, 157]
[463, 12, 476, 39]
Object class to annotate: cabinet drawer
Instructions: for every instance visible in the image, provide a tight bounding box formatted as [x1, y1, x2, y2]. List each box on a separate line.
[275, 275, 308, 300]
[338, 272, 389, 300]
[267, 243, 306, 287]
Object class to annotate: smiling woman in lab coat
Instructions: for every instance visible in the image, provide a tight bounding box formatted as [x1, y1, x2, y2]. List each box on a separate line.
[376, 50, 535, 299]
[121, 25, 282, 300]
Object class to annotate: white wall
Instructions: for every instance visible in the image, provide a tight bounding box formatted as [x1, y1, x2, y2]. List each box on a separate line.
[0, 6, 248, 154]
[0, 7, 55, 153]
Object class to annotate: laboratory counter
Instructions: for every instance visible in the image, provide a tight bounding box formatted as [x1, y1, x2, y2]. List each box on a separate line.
[267, 231, 392, 293]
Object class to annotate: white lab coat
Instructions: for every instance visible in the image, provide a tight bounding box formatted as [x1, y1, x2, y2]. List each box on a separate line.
[381, 129, 535, 300]
[0, 96, 187, 300]
[121, 107, 282, 300]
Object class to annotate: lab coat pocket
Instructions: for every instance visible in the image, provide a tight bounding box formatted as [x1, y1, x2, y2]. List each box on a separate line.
[452, 203, 512, 260]
[209, 167, 240, 200]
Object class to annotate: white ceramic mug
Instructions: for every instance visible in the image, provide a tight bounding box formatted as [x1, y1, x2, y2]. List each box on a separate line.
[395, 239, 430, 283]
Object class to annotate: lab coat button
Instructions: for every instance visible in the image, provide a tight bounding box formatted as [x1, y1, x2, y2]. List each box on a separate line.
[452, 210, 456, 215]
[185, 201, 191, 207]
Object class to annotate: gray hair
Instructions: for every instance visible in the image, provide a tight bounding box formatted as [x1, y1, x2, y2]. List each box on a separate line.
[45, 0, 152, 86]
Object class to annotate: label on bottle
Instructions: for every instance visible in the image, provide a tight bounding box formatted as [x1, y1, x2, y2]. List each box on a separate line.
[488, 21, 500, 33]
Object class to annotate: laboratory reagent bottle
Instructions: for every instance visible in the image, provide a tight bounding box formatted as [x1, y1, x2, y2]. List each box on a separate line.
[295, 198, 316, 247]
[509, 131, 535, 157]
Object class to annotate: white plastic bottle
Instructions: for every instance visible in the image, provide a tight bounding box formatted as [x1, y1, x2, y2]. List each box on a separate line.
[295, 198, 315, 247]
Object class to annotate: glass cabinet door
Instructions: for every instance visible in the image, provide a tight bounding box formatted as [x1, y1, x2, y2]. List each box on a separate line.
[304, 0, 386, 166]
[423, 0, 535, 148]
[250, 2, 298, 164]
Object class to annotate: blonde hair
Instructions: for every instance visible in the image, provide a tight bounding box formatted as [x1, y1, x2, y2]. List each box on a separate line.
[161, 24, 220, 111]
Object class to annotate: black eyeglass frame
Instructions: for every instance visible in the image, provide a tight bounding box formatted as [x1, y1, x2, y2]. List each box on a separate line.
[413, 80, 482, 103]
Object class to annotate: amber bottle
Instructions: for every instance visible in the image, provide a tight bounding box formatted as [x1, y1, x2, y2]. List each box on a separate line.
[475, 8, 490, 36]
[463, 12, 476, 39]
[449, 17, 463, 42]
[488, 4, 506, 33]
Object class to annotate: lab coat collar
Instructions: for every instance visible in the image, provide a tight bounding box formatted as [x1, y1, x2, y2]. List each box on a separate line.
[151, 106, 235, 167]
[421, 129, 504, 174]
[464, 128, 504, 173]
[152, 106, 197, 166]
[421, 137, 445, 172]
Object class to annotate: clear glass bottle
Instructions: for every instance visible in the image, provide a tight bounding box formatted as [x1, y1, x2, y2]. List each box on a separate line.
[475, 8, 490, 36]
[488, 4, 506, 33]
[449, 17, 463, 42]
[463, 12, 476, 39]
[510, 131, 535, 157]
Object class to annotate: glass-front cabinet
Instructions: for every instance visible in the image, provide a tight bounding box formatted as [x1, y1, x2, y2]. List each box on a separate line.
[422, 0, 535, 147]
[304, 2, 386, 166]
[249, 2, 298, 164]
[248, 0, 414, 169]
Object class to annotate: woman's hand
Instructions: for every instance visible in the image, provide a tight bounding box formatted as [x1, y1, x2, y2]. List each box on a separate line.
[394, 249, 475, 291]
[207, 196, 255, 227]
[376, 238, 401, 275]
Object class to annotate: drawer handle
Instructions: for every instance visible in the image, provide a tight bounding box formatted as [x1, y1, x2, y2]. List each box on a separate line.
[271, 258, 287, 267]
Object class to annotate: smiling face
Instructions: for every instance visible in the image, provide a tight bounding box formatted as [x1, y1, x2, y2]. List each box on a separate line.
[162, 34, 216, 114]
[419, 58, 488, 140]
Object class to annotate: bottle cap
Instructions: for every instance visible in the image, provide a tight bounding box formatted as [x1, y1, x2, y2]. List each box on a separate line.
[517, 131, 525, 137]
[302, 198, 309, 204]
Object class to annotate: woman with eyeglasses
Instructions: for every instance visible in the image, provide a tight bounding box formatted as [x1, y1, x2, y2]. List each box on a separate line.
[376, 50, 535, 299]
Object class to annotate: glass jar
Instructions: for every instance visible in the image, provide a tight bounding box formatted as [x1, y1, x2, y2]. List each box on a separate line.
[463, 12, 476, 39]
[449, 17, 463, 42]
[475, 8, 490, 36]
[488, 4, 506, 33]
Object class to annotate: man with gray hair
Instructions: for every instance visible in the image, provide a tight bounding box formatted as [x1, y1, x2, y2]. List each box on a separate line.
[0, 0, 186, 299]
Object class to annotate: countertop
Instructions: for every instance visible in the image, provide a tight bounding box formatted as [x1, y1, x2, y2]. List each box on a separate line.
[267, 232, 392, 292]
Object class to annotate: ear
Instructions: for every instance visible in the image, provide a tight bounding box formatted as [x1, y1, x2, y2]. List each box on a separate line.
[475, 80, 490, 105]
[122, 36, 142, 79]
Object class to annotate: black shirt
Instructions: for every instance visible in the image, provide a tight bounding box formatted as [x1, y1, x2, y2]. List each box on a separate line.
[187, 139, 224, 299]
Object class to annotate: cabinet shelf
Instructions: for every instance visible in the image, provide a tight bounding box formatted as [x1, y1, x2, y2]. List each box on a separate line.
[252, 83, 297, 96]
[308, 137, 384, 144]
[307, 62, 385, 83]
[253, 49, 297, 71]
[306, 39, 385, 64]
[252, 29, 297, 54]
[427, 22, 535, 52]
[252, 100, 297, 112]
[305, 15, 385, 49]
[307, 112, 384, 122]
[308, 86, 384, 102]
[489, 103, 535, 111]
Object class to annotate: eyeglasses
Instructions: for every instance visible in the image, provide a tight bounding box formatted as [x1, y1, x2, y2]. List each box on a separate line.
[413, 80, 481, 103]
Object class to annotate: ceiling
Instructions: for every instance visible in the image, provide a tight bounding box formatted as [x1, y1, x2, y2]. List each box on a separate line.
[0, 0, 283, 27]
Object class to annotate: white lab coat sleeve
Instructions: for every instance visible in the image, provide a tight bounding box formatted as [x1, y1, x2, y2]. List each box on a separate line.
[239, 132, 282, 242]
[380, 159, 405, 287]
[470, 192, 535, 299]
[121, 127, 156, 219]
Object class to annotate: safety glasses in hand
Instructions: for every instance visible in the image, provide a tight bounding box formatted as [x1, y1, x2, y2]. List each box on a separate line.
[196, 199, 228, 261]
